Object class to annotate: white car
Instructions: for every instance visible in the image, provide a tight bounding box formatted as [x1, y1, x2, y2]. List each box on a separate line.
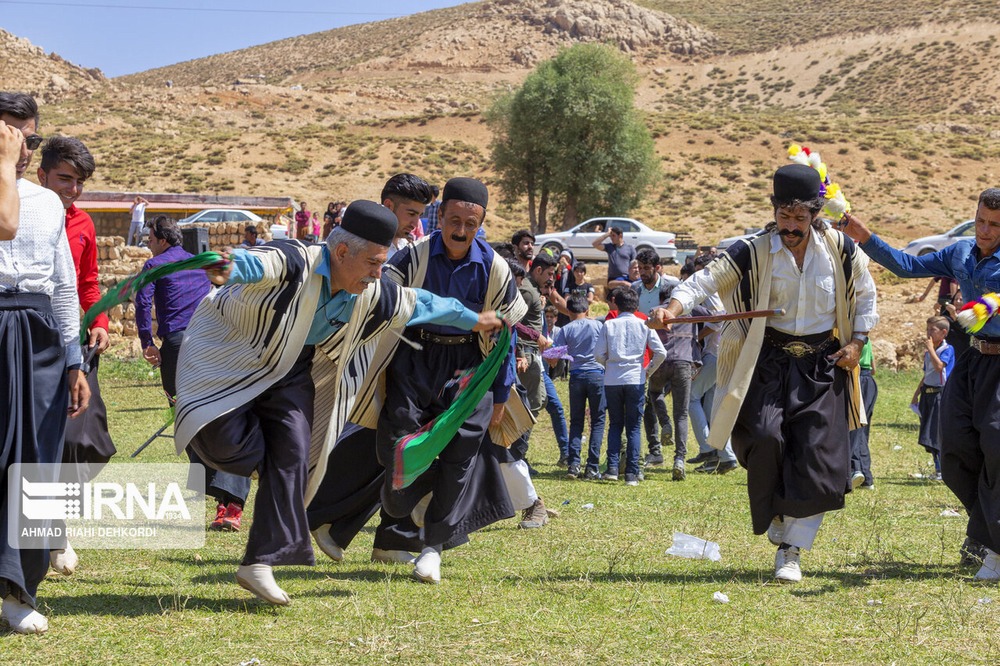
[532, 217, 677, 264]
[903, 220, 975, 256]
[177, 209, 263, 225]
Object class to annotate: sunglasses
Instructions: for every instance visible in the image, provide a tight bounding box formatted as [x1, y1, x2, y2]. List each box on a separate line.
[23, 134, 43, 150]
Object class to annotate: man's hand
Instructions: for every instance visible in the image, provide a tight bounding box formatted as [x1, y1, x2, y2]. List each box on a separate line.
[516, 356, 529, 373]
[473, 310, 503, 333]
[88, 327, 110, 354]
[538, 335, 552, 352]
[143, 345, 161, 367]
[67, 368, 91, 419]
[828, 339, 863, 370]
[648, 304, 680, 331]
[839, 212, 873, 244]
[206, 249, 234, 285]
[0, 121, 22, 169]
[490, 401, 506, 428]
[924, 336, 936, 352]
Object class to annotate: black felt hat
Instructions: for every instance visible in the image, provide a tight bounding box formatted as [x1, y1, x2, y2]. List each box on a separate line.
[441, 177, 488, 210]
[340, 200, 398, 247]
[772, 164, 821, 202]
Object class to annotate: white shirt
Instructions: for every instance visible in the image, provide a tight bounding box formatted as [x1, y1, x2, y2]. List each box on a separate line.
[594, 312, 667, 386]
[386, 236, 411, 262]
[131, 201, 147, 223]
[672, 229, 878, 336]
[0, 179, 82, 366]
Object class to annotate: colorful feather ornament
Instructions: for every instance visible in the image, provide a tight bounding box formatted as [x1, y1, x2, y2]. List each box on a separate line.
[79, 251, 229, 344]
[392, 325, 513, 490]
[787, 143, 851, 220]
[956, 292, 1000, 333]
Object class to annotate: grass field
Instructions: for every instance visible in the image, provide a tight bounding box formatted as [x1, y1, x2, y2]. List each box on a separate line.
[3, 359, 997, 665]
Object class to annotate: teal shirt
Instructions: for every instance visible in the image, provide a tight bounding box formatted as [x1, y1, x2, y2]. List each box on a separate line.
[226, 247, 480, 344]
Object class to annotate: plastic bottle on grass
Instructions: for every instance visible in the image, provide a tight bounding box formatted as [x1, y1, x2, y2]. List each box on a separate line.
[665, 531, 721, 562]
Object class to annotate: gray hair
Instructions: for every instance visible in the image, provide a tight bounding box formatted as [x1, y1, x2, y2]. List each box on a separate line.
[979, 188, 1000, 211]
[325, 225, 372, 255]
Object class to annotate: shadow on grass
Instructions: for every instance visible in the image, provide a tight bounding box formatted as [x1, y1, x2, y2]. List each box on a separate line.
[116, 407, 168, 413]
[511, 561, 959, 590]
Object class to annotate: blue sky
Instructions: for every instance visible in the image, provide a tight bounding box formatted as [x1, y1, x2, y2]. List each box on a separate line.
[1, 0, 467, 77]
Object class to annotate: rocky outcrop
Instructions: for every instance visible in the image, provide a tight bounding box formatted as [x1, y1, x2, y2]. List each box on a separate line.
[0, 28, 107, 98]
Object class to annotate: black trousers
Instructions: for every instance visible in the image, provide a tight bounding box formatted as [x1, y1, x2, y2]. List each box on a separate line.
[189, 346, 315, 567]
[62, 354, 116, 469]
[941, 348, 1000, 553]
[731, 337, 849, 535]
[0, 294, 68, 608]
[377, 340, 514, 549]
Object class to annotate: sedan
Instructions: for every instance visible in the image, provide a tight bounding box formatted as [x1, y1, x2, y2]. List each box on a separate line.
[903, 220, 975, 256]
[178, 209, 263, 225]
[533, 217, 677, 264]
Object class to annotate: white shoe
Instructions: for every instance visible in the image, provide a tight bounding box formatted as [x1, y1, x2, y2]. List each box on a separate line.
[767, 516, 785, 546]
[1, 595, 48, 634]
[775, 545, 802, 583]
[311, 524, 344, 562]
[850, 471, 865, 490]
[974, 548, 1000, 581]
[411, 493, 432, 528]
[413, 547, 441, 584]
[235, 564, 290, 605]
[50, 542, 78, 575]
[371, 548, 417, 564]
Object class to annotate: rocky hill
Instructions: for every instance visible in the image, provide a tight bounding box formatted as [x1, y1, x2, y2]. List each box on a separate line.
[0, 28, 108, 101]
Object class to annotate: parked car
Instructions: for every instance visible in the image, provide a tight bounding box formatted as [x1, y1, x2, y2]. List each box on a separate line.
[532, 217, 677, 264]
[903, 220, 975, 256]
[177, 209, 263, 226]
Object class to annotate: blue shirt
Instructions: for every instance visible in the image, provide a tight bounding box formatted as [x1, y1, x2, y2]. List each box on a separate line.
[553, 317, 604, 374]
[923, 341, 955, 387]
[226, 246, 480, 346]
[388, 231, 518, 402]
[862, 235, 1000, 338]
[136, 244, 212, 348]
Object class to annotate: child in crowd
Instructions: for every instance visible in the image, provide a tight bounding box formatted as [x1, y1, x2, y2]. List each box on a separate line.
[911, 316, 955, 481]
[544, 304, 566, 379]
[849, 338, 878, 489]
[550, 295, 606, 480]
[595, 289, 666, 486]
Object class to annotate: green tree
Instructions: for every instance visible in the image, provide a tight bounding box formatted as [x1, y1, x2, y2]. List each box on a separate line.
[486, 43, 659, 233]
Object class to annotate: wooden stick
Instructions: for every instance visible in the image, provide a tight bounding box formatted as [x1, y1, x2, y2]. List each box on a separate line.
[666, 308, 786, 325]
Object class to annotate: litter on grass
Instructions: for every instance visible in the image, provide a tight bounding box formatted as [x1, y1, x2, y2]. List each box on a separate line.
[666, 532, 722, 562]
[940, 508, 962, 517]
[713, 591, 729, 604]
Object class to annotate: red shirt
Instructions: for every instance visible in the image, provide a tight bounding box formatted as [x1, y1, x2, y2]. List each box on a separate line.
[65, 204, 109, 332]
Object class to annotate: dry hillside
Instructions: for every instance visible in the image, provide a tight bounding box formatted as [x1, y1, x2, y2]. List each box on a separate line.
[0, 28, 108, 101]
[4, 0, 1000, 356]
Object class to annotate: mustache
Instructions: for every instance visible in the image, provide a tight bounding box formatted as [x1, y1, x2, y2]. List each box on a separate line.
[450, 234, 467, 243]
[360, 277, 376, 284]
[778, 229, 805, 238]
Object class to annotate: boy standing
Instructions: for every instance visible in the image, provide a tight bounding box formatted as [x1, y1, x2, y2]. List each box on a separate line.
[912, 316, 955, 481]
[595, 288, 666, 485]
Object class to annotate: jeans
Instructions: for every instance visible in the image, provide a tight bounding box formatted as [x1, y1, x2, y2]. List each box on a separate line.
[645, 361, 693, 462]
[605, 383, 645, 476]
[543, 372, 570, 458]
[689, 353, 736, 464]
[849, 369, 878, 484]
[567, 370, 606, 470]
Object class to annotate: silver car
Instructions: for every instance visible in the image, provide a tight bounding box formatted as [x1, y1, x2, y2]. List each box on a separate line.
[532, 217, 677, 264]
[903, 220, 975, 256]
[177, 209, 263, 226]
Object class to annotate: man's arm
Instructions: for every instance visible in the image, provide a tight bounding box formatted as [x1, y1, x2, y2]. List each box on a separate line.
[592, 231, 612, 251]
[0, 121, 20, 240]
[843, 212, 956, 279]
[405, 288, 501, 332]
[78, 222, 110, 353]
[134, 273, 157, 351]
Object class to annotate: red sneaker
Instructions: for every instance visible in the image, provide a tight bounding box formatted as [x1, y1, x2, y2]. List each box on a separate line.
[210, 503, 226, 531]
[221, 502, 243, 531]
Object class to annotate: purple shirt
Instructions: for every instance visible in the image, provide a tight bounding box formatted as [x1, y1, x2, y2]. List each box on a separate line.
[135, 244, 212, 348]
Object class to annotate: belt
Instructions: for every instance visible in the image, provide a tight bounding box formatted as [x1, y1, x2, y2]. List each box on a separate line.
[0, 291, 51, 310]
[763, 328, 835, 358]
[860, 368, 873, 375]
[972, 337, 1000, 355]
[922, 386, 942, 394]
[411, 329, 476, 346]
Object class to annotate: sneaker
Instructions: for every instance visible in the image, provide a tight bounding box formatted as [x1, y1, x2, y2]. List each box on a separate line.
[775, 544, 802, 583]
[934, 472, 943, 482]
[519, 498, 549, 529]
[567, 464, 581, 479]
[371, 548, 417, 564]
[767, 516, 785, 546]
[715, 460, 739, 475]
[974, 548, 1000, 581]
[624, 473, 640, 487]
[672, 459, 686, 481]
[961, 537, 988, 566]
[557, 455, 569, 467]
[584, 468, 602, 481]
[602, 470, 619, 481]
[851, 471, 865, 490]
[694, 459, 720, 474]
[210, 503, 227, 530]
[221, 502, 243, 531]
[687, 451, 718, 465]
[637, 469, 645, 482]
[644, 453, 665, 466]
[859, 482, 875, 490]
[413, 547, 442, 584]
